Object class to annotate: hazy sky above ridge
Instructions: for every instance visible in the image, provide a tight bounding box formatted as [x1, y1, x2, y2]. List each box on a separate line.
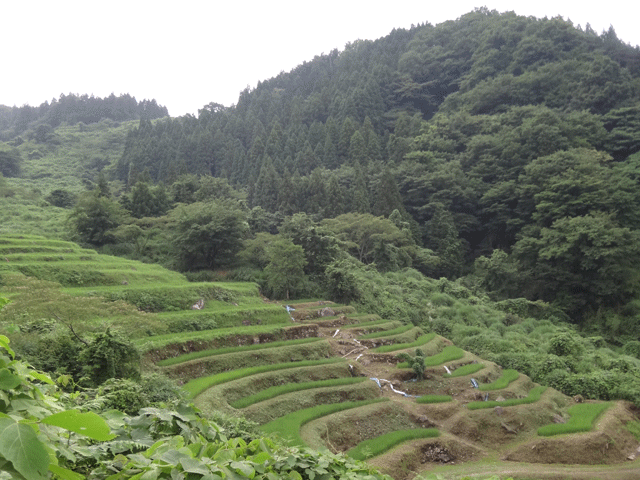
[2, 0, 638, 117]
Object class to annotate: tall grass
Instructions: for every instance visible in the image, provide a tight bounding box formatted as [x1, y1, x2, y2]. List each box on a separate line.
[537, 402, 612, 436]
[260, 398, 389, 446]
[231, 377, 367, 408]
[157, 338, 324, 366]
[184, 358, 345, 398]
[373, 333, 437, 353]
[346, 428, 440, 460]
[360, 325, 417, 339]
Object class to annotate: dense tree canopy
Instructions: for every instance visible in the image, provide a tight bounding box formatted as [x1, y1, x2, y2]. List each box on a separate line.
[169, 200, 248, 270]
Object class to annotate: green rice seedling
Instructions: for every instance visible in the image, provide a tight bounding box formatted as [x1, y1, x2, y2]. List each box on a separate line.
[444, 363, 485, 377]
[231, 377, 367, 408]
[479, 369, 519, 391]
[62, 282, 263, 313]
[158, 337, 324, 366]
[346, 428, 440, 460]
[260, 398, 389, 446]
[415, 395, 453, 404]
[397, 345, 464, 368]
[537, 402, 612, 436]
[184, 358, 345, 398]
[467, 385, 547, 410]
[345, 320, 402, 332]
[359, 325, 416, 339]
[373, 333, 437, 353]
[167, 341, 334, 382]
[155, 305, 291, 329]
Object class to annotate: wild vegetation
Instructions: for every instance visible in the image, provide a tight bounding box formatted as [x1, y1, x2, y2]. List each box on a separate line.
[1, 6, 640, 479]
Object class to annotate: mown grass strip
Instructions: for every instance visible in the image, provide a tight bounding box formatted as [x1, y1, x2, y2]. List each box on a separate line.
[373, 333, 437, 353]
[397, 345, 464, 368]
[260, 398, 389, 446]
[444, 363, 485, 378]
[479, 369, 519, 391]
[158, 337, 323, 366]
[360, 325, 415, 339]
[415, 395, 453, 404]
[346, 428, 440, 460]
[467, 385, 547, 410]
[184, 358, 345, 398]
[537, 402, 612, 436]
[231, 377, 367, 409]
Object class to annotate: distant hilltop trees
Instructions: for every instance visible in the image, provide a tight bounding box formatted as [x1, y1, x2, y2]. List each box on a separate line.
[0, 93, 168, 139]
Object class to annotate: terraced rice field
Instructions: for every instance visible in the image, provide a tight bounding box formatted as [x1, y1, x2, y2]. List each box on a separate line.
[1, 235, 636, 480]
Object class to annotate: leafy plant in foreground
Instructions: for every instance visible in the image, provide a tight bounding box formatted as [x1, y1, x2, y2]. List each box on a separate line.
[0, 335, 114, 480]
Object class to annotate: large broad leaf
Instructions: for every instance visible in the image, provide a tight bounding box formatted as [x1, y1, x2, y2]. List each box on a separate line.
[28, 370, 54, 385]
[0, 417, 49, 480]
[41, 410, 115, 441]
[0, 335, 14, 357]
[0, 368, 21, 390]
[49, 464, 85, 480]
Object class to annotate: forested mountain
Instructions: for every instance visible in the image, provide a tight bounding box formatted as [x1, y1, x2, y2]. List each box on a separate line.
[0, 92, 168, 140]
[109, 9, 640, 324]
[4, 10, 640, 475]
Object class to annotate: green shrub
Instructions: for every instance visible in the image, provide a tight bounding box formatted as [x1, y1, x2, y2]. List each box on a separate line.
[139, 373, 185, 405]
[537, 402, 612, 436]
[167, 318, 218, 333]
[78, 329, 140, 387]
[91, 378, 148, 414]
[430, 293, 455, 307]
[622, 340, 640, 359]
[398, 346, 464, 368]
[548, 332, 583, 357]
[346, 428, 440, 460]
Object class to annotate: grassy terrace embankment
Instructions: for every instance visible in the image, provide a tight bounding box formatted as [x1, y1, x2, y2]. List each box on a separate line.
[1, 234, 636, 479]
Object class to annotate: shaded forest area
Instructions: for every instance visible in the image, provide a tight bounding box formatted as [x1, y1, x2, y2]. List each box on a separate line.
[103, 9, 640, 326]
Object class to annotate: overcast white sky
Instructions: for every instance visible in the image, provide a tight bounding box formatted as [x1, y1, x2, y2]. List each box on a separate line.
[2, 1, 638, 117]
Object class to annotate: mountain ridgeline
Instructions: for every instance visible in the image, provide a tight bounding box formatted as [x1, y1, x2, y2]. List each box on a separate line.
[0, 92, 168, 139]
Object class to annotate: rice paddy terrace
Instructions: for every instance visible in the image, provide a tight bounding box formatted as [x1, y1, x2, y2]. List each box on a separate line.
[1, 234, 639, 480]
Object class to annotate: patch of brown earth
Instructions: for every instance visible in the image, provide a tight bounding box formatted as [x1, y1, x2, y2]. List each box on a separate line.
[367, 436, 486, 480]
